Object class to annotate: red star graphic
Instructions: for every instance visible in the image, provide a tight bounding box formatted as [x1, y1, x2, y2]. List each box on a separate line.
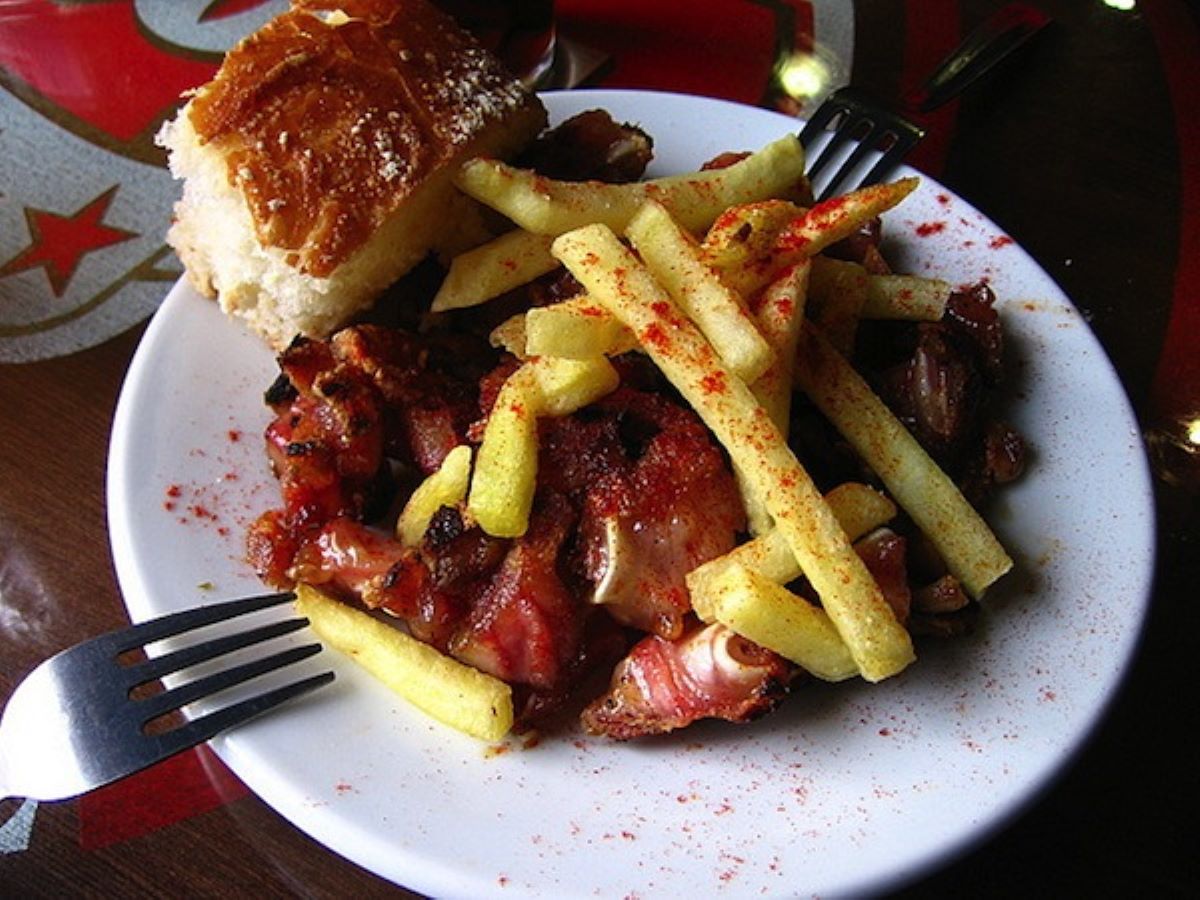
[1, 186, 137, 297]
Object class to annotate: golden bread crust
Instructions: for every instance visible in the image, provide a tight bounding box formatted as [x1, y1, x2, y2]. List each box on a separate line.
[187, 0, 546, 278]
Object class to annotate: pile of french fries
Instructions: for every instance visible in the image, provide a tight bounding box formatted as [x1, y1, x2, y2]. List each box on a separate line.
[300, 129, 1013, 740]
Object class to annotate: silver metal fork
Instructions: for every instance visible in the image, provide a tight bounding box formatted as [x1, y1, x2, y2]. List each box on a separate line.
[799, 86, 926, 201]
[0, 591, 333, 802]
[799, 2, 1051, 200]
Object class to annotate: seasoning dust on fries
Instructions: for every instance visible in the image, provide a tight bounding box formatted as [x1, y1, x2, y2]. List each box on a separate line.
[454, 134, 807, 236]
[296, 585, 514, 742]
[249, 111, 1024, 741]
[553, 222, 916, 682]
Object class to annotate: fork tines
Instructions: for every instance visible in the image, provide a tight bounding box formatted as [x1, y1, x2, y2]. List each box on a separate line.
[0, 592, 336, 803]
[799, 87, 926, 201]
[108, 592, 334, 756]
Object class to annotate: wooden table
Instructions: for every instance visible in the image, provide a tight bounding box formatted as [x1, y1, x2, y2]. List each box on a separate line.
[2, 1, 1196, 895]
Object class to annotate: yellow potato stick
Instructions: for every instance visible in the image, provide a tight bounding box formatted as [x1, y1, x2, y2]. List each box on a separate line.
[552, 224, 914, 682]
[737, 486, 775, 544]
[467, 365, 540, 538]
[773, 177, 918, 261]
[396, 444, 473, 547]
[627, 200, 774, 384]
[531, 354, 621, 416]
[700, 199, 807, 296]
[688, 482, 897, 619]
[688, 530, 798, 618]
[704, 563, 860, 682]
[739, 261, 810, 533]
[456, 135, 807, 237]
[525, 296, 638, 359]
[468, 356, 618, 537]
[792, 326, 1013, 597]
[752, 260, 810, 432]
[295, 585, 513, 742]
[862, 274, 951, 321]
[431, 229, 558, 312]
[808, 256, 869, 356]
[488, 312, 529, 358]
[823, 481, 900, 542]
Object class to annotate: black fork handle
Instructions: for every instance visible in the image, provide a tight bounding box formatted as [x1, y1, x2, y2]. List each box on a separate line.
[904, 3, 1052, 113]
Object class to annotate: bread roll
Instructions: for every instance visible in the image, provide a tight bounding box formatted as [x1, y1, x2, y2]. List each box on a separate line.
[159, 0, 547, 348]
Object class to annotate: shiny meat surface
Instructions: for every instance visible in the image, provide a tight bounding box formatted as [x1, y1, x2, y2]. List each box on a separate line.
[854, 527, 911, 626]
[449, 493, 584, 690]
[580, 623, 791, 740]
[514, 109, 653, 183]
[577, 417, 745, 638]
[247, 324, 483, 586]
[540, 384, 746, 639]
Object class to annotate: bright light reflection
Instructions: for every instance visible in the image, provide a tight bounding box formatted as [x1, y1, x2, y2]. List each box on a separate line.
[1103, 0, 1136, 11]
[778, 52, 832, 104]
[1187, 417, 1200, 446]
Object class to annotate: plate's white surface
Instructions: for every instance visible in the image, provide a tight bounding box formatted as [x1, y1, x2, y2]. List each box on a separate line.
[108, 90, 1155, 899]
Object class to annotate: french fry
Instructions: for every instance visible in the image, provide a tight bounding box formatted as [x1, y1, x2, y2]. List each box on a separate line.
[525, 295, 638, 359]
[772, 178, 918, 261]
[396, 444, 473, 547]
[531, 353, 620, 416]
[488, 312, 529, 358]
[700, 199, 806, 296]
[688, 482, 897, 618]
[467, 355, 618, 537]
[751, 260, 810, 433]
[689, 482, 898, 680]
[862, 274, 951, 321]
[467, 365, 540, 538]
[792, 325, 1013, 597]
[704, 563, 859, 682]
[295, 584, 513, 742]
[627, 200, 774, 383]
[456, 135, 807, 237]
[689, 529, 796, 614]
[739, 261, 810, 533]
[823, 481, 900, 542]
[431, 229, 558, 312]
[552, 223, 915, 681]
[808, 256, 869, 355]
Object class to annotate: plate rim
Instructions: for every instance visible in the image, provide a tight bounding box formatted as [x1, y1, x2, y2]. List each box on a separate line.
[106, 87, 1158, 899]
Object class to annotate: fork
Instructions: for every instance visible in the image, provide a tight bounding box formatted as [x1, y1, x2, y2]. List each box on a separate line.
[0, 591, 333, 803]
[799, 86, 926, 202]
[798, 2, 1051, 200]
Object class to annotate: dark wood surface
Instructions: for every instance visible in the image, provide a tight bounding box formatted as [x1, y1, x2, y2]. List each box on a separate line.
[2, 1, 1196, 896]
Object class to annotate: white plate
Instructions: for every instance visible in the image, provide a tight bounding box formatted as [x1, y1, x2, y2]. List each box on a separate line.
[108, 90, 1155, 898]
